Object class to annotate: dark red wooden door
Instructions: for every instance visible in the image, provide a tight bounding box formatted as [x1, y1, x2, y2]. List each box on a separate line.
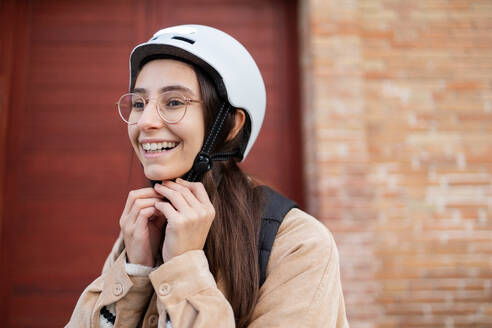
[0, 0, 301, 326]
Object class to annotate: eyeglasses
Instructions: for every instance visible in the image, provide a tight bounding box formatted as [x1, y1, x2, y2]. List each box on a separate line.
[116, 91, 203, 125]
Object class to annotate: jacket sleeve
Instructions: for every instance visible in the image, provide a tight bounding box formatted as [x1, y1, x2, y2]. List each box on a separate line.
[148, 250, 235, 328]
[248, 209, 349, 328]
[66, 234, 154, 328]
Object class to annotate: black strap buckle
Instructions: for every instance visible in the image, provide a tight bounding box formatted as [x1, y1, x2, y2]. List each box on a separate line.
[193, 152, 213, 174]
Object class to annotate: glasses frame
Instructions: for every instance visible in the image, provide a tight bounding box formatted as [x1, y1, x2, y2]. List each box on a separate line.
[116, 91, 203, 125]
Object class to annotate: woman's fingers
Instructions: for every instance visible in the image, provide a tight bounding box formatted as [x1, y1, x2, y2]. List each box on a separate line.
[176, 178, 211, 204]
[154, 180, 215, 224]
[175, 179, 216, 220]
[154, 200, 178, 218]
[154, 183, 190, 212]
[121, 197, 161, 230]
[153, 180, 216, 262]
[120, 188, 169, 267]
[154, 200, 181, 228]
[123, 188, 162, 215]
[133, 206, 157, 239]
[162, 180, 202, 208]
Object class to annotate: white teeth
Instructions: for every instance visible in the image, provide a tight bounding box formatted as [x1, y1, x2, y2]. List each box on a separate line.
[141, 142, 178, 152]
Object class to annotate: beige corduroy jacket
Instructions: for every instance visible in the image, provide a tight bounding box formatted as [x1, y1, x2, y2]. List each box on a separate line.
[66, 208, 349, 328]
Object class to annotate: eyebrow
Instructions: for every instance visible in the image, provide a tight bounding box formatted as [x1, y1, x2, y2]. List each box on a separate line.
[133, 85, 196, 96]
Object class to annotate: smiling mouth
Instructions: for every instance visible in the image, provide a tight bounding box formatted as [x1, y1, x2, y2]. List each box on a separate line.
[141, 141, 179, 153]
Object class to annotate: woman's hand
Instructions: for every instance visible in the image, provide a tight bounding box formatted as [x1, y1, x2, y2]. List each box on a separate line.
[154, 178, 215, 263]
[119, 188, 165, 267]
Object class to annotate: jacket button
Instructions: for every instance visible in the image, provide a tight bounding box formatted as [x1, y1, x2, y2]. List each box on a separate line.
[158, 283, 172, 296]
[113, 282, 123, 296]
[148, 314, 158, 326]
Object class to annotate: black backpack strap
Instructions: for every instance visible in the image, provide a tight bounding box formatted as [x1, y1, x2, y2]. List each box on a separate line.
[258, 186, 298, 287]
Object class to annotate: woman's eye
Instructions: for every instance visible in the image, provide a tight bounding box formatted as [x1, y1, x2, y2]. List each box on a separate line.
[165, 98, 185, 108]
[132, 100, 145, 110]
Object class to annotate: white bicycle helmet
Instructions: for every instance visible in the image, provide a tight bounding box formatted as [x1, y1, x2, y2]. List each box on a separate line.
[129, 25, 266, 162]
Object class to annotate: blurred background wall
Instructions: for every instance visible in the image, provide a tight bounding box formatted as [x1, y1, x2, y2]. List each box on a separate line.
[300, 0, 492, 327]
[1, 0, 491, 327]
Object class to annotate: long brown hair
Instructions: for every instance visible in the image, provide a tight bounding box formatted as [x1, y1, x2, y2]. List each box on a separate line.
[194, 64, 265, 327]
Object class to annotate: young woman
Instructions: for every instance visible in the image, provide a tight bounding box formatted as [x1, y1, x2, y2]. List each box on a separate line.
[67, 25, 348, 328]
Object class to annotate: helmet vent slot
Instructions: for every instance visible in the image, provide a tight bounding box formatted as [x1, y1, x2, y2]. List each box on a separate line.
[171, 36, 195, 44]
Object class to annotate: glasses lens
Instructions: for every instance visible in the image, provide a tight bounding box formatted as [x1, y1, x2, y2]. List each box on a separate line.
[158, 91, 187, 123]
[118, 93, 144, 124]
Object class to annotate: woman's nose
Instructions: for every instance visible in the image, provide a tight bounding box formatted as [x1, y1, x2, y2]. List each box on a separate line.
[137, 99, 164, 130]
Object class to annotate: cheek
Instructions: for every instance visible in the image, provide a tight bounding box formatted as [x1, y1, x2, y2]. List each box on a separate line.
[170, 125, 203, 153]
[128, 126, 138, 147]
[176, 111, 206, 151]
[189, 121, 205, 151]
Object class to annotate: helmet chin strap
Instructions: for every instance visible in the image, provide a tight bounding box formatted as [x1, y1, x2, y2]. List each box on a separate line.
[148, 101, 241, 187]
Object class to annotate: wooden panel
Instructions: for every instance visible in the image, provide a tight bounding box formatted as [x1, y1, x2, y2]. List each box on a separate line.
[1, 0, 32, 324]
[0, 0, 301, 326]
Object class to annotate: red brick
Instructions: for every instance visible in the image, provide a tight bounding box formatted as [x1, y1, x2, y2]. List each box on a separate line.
[300, 0, 492, 327]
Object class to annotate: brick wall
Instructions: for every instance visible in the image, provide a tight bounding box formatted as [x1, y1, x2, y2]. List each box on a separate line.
[299, 1, 492, 327]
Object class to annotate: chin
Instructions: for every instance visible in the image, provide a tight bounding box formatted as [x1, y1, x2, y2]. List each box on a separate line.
[143, 165, 188, 182]
[144, 167, 172, 181]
